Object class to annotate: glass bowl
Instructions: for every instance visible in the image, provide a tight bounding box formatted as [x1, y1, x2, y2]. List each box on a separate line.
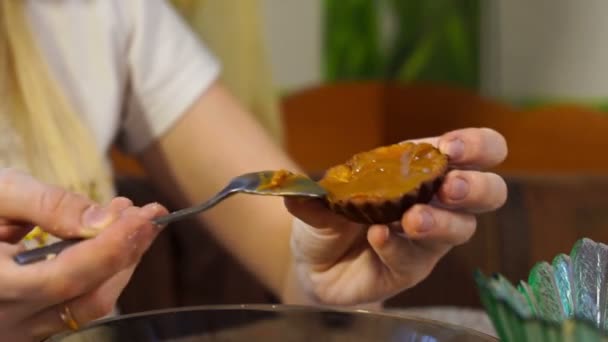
[46, 304, 497, 341]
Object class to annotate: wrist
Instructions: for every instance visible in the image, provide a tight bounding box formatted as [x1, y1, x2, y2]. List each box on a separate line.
[280, 257, 319, 305]
[282, 217, 386, 309]
[281, 254, 385, 310]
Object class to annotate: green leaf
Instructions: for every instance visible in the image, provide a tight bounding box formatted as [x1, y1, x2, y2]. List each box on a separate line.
[396, 32, 436, 81]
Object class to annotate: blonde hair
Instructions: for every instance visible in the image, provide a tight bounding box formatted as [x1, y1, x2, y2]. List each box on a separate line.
[0, 1, 114, 241]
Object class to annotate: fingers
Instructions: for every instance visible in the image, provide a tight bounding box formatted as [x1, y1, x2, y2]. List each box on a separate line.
[437, 128, 507, 169]
[434, 170, 507, 213]
[408, 128, 508, 169]
[0, 220, 34, 243]
[32, 204, 165, 301]
[284, 198, 352, 229]
[76, 197, 135, 237]
[367, 225, 430, 282]
[0, 202, 166, 338]
[401, 204, 477, 248]
[0, 197, 133, 243]
[0, 169, 91, 229]
[365, 205, 476, 294]
[21, 267, 135, 341]
[0, 168, 137, 238]
[365, 204, 474, 287]
[0, 203, 166, 304]
[367, 205, 476, 277]
[286, 198, 367, 268]
[410, 128, 509, 213]
[290, 217, 364, 269]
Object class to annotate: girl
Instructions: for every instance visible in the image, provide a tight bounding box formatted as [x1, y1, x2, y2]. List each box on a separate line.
[0, 0, 508, 340]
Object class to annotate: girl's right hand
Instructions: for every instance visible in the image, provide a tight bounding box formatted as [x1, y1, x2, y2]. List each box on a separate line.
[0, 169, 167, 341]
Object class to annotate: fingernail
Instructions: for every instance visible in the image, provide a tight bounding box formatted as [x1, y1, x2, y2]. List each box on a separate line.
[440, 138, 464, 161]
[81, 205, 113, 236]
[82, 205, 113, 228]
[154, 222, 168, 230]
[448, 176, 469, 201]
[140, 203, 168, 230]
[381, 225, 390, 240]
[417, 210, 434, 233]
[140, 203, 162, 220]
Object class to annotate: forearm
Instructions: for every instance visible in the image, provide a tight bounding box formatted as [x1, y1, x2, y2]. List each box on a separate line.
[139, 83, 299, 295]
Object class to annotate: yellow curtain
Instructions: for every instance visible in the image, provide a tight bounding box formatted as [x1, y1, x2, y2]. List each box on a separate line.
[171, 0, 284, 145]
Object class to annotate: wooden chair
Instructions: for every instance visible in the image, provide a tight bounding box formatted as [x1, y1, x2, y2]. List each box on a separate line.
[283, 82, 608, 175]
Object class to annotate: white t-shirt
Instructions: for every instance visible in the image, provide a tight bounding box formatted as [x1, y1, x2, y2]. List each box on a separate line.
[24, 0, 221, 154]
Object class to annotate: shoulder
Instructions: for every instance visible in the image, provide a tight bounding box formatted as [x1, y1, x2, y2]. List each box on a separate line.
[25, 0, 181, 37]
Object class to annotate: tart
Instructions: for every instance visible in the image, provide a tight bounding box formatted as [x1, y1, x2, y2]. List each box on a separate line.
[318, 142, 448, 224]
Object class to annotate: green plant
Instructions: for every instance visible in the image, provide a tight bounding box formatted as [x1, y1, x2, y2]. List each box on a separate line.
[323, 0, 382, 81]
[322, 0, 480, 88]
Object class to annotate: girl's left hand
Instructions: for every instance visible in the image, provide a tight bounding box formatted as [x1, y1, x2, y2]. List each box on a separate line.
[285, 128, 508, 305]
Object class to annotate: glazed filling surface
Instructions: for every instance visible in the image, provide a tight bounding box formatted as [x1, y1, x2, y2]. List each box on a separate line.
[318, 142, 447, 201]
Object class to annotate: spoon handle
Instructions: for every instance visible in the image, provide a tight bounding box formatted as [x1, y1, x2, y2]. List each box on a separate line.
[13, 239, 82, 265]
[154, 188, 235, 226]
[13, 189, 238, 265]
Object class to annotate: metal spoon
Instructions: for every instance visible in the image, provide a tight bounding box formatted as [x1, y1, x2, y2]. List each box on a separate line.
[13, 170, 326, 265]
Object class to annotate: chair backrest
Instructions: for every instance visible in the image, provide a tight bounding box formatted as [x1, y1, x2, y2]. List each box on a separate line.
[281, 82, 386, 175]
[282, 82, 608, 176]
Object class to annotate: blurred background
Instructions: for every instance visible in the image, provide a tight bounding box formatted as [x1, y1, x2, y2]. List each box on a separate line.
[113, 0, 608, 327]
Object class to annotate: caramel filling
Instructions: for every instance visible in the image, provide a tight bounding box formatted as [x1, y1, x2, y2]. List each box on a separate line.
[258, 169, 294, 190]
[318, 142, 447, 201]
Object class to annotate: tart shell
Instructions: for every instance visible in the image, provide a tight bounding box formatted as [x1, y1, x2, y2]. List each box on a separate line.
[318, 142, 449, 224]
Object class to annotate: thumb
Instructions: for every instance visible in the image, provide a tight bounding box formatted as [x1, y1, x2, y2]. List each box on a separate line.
[283, 197, 349, 229]
[366, 225, 439, 284]
[285, 198, 365, 266]
[0, 169, 131, 238]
